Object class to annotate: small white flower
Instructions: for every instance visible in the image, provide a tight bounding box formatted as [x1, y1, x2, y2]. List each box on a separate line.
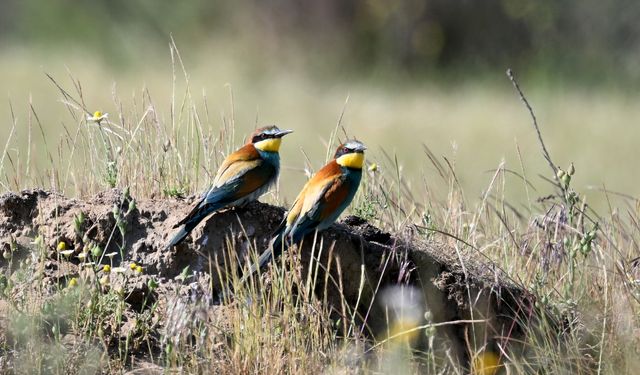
[87, 111, 108, 124]
[60, 250, 74, 257]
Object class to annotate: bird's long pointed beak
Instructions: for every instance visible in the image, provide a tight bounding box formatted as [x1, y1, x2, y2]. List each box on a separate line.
[275, 129, 294, 137]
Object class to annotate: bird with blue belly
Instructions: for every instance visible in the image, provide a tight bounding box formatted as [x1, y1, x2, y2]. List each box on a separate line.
[243, 139, 366, 279]
[165, 125, 293, 249]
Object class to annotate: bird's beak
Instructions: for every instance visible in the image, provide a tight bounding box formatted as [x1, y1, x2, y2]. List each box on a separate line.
[355, 143, 367, 152]
[275, 129, 294, 137]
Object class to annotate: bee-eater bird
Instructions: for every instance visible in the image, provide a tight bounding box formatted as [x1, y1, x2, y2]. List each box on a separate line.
[245, 140, 366, 277]
[165, 126, 293, 249]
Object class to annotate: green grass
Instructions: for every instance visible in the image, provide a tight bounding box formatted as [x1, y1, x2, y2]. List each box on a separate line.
[0, 45, 639, 374]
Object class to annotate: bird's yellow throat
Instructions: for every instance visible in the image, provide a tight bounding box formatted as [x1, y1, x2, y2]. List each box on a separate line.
[254, 138, 282, 152]
[336, 152, 365, 169]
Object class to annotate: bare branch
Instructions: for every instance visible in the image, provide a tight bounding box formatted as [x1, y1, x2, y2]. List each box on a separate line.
[506, 69, 559, 183]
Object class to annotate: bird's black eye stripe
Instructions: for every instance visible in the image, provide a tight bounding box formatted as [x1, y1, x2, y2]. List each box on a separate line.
[253, 133, 269, 142]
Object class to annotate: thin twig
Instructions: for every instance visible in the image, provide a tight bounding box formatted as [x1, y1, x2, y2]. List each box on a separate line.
[365, 319, 487, 352]
[506, 69, 559, 182]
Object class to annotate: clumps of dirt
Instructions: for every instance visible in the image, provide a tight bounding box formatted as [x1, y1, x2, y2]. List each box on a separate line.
[0, 189, 569, 368]
[0, 189, 43, 235]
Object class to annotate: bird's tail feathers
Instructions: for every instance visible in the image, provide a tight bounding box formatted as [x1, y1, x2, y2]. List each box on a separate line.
[261, 216, 288, 262]
[165, 226, 190, 250]
[165, 204, 217, 249]
[238, 223, 289, 284]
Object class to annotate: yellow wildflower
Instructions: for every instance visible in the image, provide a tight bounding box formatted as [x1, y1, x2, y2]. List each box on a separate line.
[472, 351, 501, 375]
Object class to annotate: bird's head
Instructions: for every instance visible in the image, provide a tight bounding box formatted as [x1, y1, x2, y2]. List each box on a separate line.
[334, 140, 367, 169]
[250, 126, 294, 152]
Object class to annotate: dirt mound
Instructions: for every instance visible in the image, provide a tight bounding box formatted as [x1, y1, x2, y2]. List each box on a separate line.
[0, 189, 565, 368]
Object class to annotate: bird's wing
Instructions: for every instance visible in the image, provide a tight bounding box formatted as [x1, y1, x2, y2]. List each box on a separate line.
[213, 144, 262, 187]
[287, 161, 349, 238]
[176, 145, 273, 226]
[257, 167, 340, 269]
[284, 163, 335, 228]
[205, 159, 267, 201]
[248, 162, 348, 276]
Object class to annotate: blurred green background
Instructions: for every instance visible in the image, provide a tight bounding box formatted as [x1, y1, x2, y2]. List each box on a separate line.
[1, 0, 639, 207]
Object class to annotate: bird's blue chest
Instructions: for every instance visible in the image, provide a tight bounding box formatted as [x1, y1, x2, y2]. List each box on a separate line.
[257, 150, 280, 172]
[342, 166, 362, 185]
[341, 167, 362, 203]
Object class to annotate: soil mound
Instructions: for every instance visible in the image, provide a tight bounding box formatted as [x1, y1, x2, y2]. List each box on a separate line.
[0, 189, 564, 367]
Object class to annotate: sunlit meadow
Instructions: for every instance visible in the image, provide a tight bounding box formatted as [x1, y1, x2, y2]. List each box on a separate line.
[1, 46, 638, 209]
[0, 39, 639, 374]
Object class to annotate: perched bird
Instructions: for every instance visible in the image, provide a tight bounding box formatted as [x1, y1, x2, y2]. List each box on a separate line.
[165, 126, 293, 249]
[245, 140, 366, 277]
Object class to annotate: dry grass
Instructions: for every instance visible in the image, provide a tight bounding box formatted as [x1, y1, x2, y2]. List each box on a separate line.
[1, 46, 640, 208]
[0, 46, 639, 374]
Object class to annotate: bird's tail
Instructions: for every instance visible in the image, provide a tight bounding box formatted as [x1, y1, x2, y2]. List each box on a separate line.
[165, 227, 190, 250]
[215, 226, 289, 304]
[214, 221, 290, 304]
[165, 205, 217, 249]
[239, 221, 288, 283]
